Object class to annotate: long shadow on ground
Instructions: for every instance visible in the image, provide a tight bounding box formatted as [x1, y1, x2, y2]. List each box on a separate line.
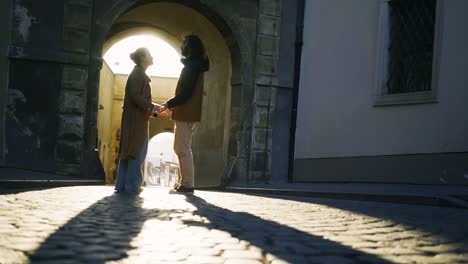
[251, 193, 468, 253]
[29, 194, 181, 263]
[29, 192, 392, 263]
[184, 194, 392, 263]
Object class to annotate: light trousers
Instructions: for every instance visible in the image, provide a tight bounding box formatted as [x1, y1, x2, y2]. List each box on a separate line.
[174, 121, 196, 188]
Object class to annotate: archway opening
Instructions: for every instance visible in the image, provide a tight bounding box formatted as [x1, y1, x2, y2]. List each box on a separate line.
[97, 32, 182, 184]
[104, 34, 183, 78]
[96, 2, 237, 187]
[144, 132, 178, 187]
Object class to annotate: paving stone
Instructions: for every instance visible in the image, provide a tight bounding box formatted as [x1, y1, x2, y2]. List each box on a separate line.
[214, 243, 247, 251]
[30, 248, 76, 260]
[31, 260, 83, 264]
[418, 243, 468, 253]
[186, 255, 225, 264]
[0, 186, 468, 264]
[381, 254, 445, 264]
[179, 247, 222, 256]
[0, 248, 29, 264]
[147, 252, 189, 261]
[222, 249, 263, 259]
[225, 259, 264, 264]
[270, 259, 290, 264]
[433, 253, 468, 263]
[355, 255, 395, 264]
[4, 241, 41, 253]
[77, 244, 114, 253]
[306, 256, 357, 264]
[361, 246, 425, 256]
[79, 251, 126, 262]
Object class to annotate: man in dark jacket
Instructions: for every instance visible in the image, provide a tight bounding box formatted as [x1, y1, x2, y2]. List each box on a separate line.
[159, 35, 209, 193]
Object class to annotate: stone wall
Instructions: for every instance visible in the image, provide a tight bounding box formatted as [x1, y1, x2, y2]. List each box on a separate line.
[0, 0, 12, 166]
[1, 0, 294, 184]
[248, 0, 283, 183]
[55, 66, 88, 175]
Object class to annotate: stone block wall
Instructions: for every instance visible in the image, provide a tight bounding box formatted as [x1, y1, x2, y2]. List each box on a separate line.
[1, 0, 293, 183]
[54, 66, 88, 175]
[248, 0, 283, 183]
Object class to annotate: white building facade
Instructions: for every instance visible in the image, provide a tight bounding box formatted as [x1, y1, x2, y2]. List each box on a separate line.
[294, 0, 468, 184]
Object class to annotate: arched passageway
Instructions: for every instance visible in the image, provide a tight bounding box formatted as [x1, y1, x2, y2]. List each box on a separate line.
[96, 2, 241, 187]
[97, 32, 181, 183]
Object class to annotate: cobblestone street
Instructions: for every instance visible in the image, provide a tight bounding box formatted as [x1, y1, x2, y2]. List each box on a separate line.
[1, 186, 468, 264]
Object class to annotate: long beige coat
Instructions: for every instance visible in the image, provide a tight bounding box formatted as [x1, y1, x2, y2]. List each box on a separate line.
[119, 65, 153, 160]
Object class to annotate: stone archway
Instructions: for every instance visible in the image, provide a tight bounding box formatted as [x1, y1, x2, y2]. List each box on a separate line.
[90, 1, 250, 187]
[97, 27, 183, 183]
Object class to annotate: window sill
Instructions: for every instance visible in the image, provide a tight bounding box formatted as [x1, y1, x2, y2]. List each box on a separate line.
[374, 91, 438, 107]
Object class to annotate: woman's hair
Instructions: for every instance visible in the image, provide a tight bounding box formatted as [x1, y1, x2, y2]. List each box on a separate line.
[130, 47, 149, 65]
[184, 35, 206, 58]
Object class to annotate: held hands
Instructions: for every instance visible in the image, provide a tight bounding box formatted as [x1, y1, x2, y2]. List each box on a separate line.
[153, 104, 163, 113]
[158, 102, 168, 113]
[154, 102, 171, 117]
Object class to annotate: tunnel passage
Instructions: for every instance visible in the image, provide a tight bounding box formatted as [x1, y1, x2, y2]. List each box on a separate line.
[96, 2, 239, 187]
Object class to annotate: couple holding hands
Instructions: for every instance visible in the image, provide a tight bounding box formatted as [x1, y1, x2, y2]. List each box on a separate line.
[115, 34, 209, 195]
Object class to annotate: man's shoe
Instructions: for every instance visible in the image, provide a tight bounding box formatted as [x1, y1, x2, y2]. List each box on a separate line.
[175, 185, 194, 193]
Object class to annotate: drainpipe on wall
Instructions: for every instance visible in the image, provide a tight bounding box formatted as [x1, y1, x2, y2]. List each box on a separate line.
[0, 0, 12, 167]
[288, 0, 305, 183]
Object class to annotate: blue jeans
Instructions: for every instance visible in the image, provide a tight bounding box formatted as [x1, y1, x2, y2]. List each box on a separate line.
[114, 135, 148, 194]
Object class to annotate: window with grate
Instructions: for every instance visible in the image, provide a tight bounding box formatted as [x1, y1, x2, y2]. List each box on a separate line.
[374, 0, 441, 106]
[386, 0, 437, 94]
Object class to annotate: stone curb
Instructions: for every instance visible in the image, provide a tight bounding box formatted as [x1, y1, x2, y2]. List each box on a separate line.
[1, 183, 466, 209]
[197, 187, 468, 209]
[0, 180, 105, 188]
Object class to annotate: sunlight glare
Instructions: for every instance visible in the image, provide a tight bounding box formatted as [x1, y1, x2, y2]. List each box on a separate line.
[103, 34, 183, 78]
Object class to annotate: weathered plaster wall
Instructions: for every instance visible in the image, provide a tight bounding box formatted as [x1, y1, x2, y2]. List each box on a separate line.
[296, 0, 468, 158]
[294, 0, 468, 184]
[97, 62, 115, 182]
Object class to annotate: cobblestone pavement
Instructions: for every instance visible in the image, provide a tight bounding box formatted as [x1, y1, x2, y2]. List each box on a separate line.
[0, 186, 468, 264]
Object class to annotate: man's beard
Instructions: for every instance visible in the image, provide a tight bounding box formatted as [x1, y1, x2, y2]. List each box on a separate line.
[181, 48, 189, 57]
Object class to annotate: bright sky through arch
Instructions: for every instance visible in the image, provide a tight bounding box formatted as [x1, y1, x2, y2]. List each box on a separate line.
[103, 34, 183, 78]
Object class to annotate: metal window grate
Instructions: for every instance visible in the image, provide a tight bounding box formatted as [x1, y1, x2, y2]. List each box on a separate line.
[387, 0, 437, 94]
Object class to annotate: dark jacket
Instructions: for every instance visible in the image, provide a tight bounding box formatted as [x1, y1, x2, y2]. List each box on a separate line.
[167, 56, 209, 122]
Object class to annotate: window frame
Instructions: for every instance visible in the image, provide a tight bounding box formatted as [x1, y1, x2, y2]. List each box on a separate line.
[373, 0, 444, 106]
